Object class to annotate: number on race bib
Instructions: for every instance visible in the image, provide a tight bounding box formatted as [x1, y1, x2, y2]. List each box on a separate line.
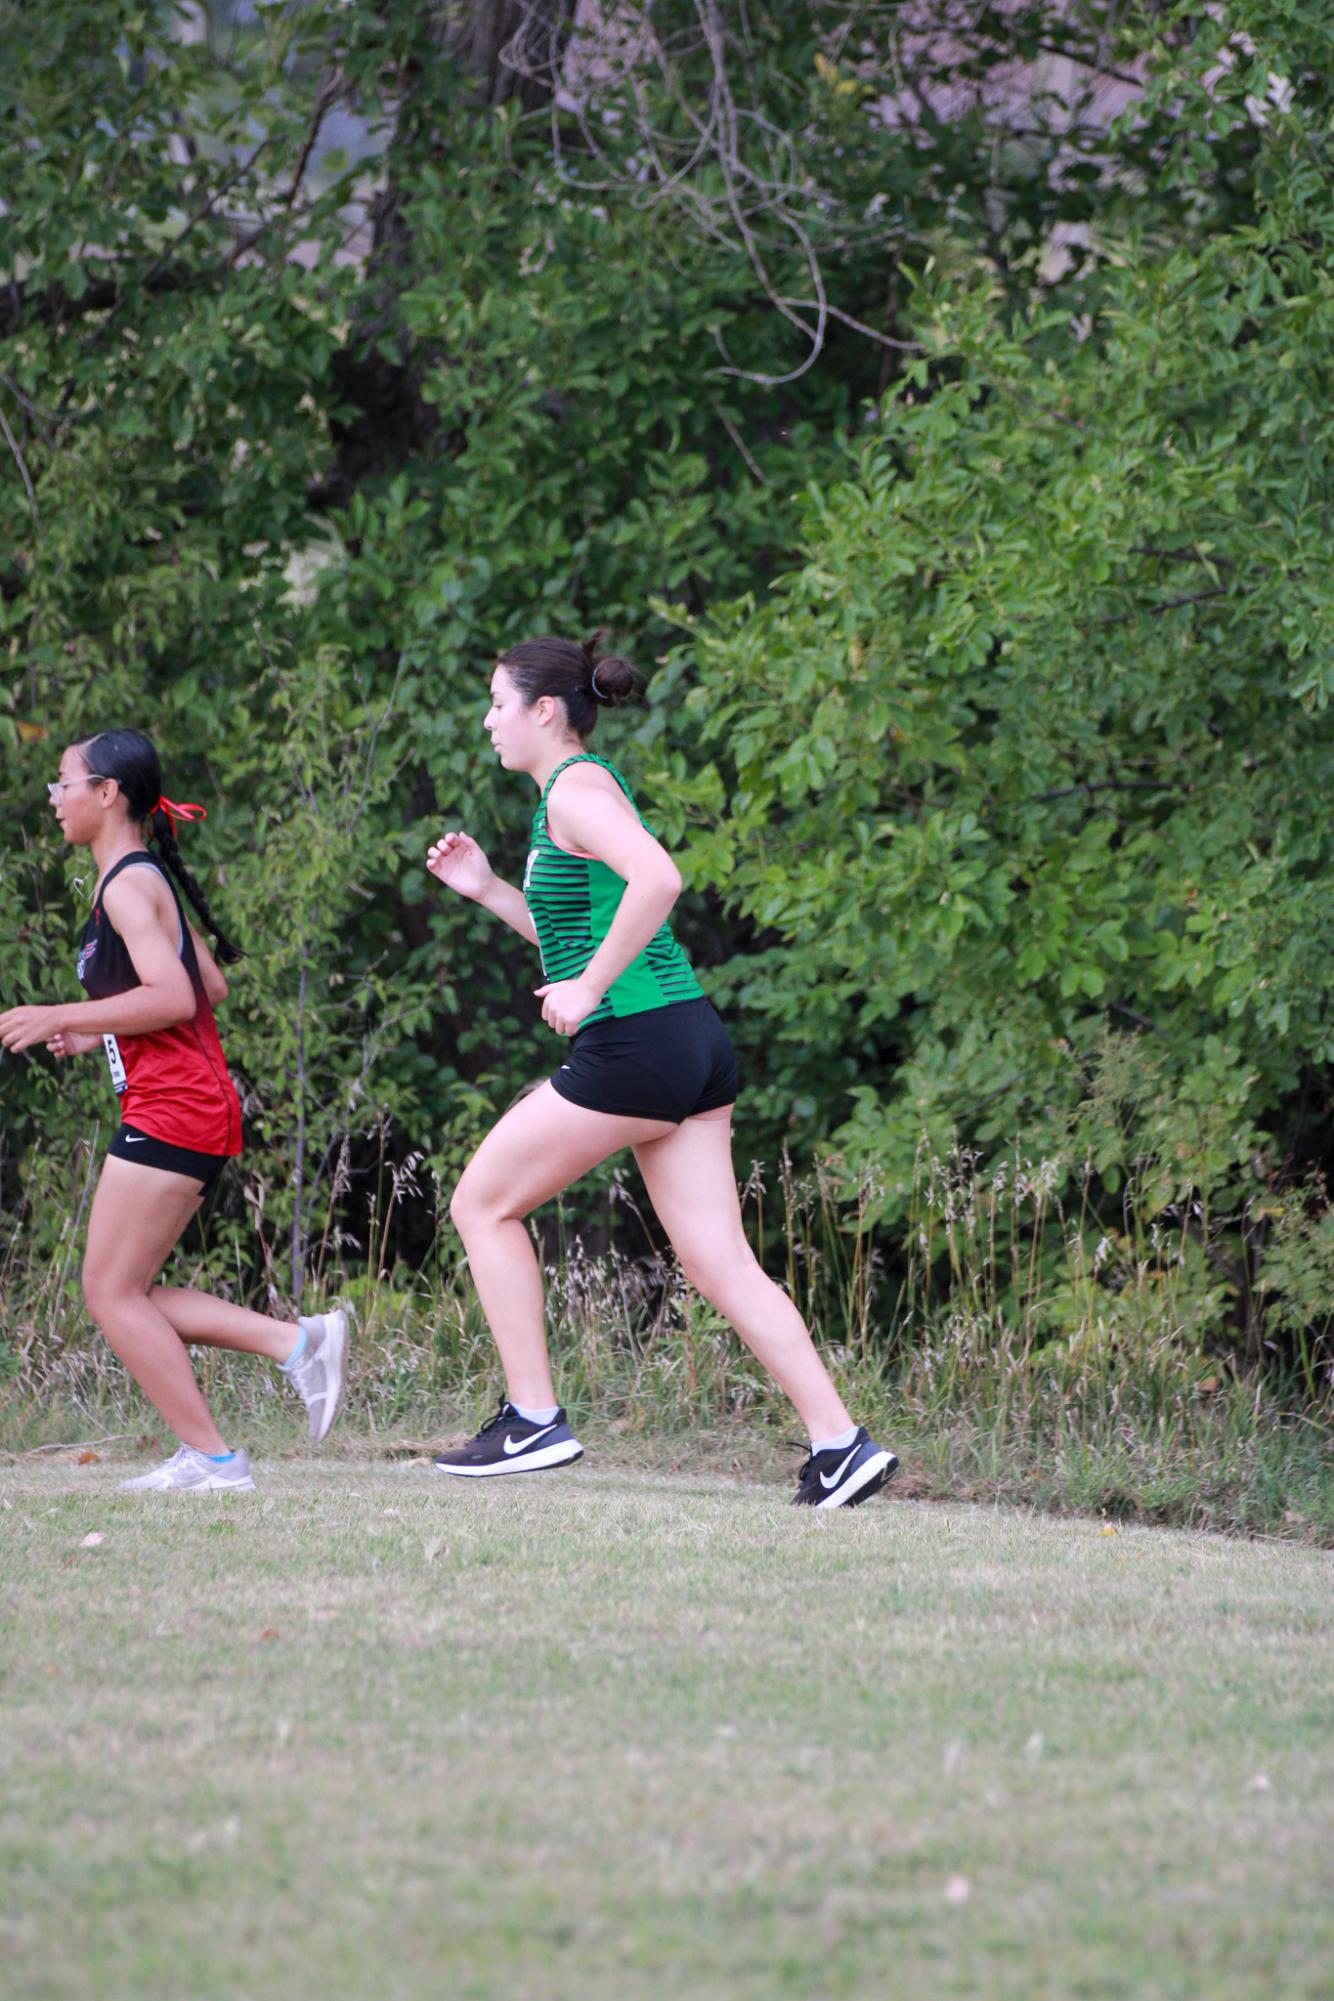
[103, 1033, 127, 1095]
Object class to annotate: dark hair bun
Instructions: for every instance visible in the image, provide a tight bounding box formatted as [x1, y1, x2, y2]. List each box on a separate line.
[585, 636, 635, 706]
[499, 631, 636, 733]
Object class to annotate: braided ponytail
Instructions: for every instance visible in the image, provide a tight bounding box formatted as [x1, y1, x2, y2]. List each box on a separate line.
[147, 807, 245, 967]
[78, 728, 245, 965]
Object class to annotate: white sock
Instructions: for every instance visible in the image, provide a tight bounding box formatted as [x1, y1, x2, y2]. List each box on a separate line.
[810, 1423, 859, 1456]
[511, 1402, 560, 1425]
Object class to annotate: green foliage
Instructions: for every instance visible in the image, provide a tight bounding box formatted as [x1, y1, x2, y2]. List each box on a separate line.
[0, 0, 859, 1269]
[660, 0, 1334, 1355]
[1, 0, 1330, 1390]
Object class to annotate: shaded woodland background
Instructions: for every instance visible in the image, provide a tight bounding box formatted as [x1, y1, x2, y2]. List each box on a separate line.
[2, 1, 1332, 1395]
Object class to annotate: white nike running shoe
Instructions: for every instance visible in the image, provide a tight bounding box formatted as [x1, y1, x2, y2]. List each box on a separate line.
[286, 1307, 350, 1442]
[120, 1444, 256, 1493]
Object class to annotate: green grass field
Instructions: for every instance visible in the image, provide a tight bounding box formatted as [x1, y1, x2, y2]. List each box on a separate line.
[3, 1452, 1331, 2001]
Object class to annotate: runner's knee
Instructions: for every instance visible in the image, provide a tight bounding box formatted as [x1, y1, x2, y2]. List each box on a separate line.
[677, 1239, 759, 1310]
[448, 1177, 475, 1235]
[81, 1265, 130, 1325]
[81, 1263, 105, 1319]
[450, 1172, 514, 1236]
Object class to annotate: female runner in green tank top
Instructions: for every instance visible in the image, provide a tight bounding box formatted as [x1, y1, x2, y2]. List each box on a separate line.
[427, 635, 897, 1507]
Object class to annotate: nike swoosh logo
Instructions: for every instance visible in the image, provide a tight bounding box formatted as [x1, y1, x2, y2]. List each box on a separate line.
[820, 1445, 861, 1489]
[124, 1136, 147, 1144]
[503, 1425, 558, 1455]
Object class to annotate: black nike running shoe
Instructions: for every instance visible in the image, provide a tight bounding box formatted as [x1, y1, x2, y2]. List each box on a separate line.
[432, 1401, 585, 1479]
[792, 1428, 899, 1509]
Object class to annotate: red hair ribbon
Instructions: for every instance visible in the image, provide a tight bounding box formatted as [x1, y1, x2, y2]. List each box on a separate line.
[152, 796, 207, 833]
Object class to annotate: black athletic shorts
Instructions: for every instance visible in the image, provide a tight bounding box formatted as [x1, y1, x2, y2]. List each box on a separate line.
[107, 1123, 230, 1193]
[551, 996, 740, 1123]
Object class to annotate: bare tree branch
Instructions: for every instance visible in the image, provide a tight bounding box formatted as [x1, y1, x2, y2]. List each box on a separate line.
[455, 0, 575, 109]
[0, 396, 38, 530]
[776, 298, 923, 352]
[1092, 587, 1231, 629]
[712, 400, 767, 483]
[285, 69, 346, 212]
[224, 69, 349, 269]
[84, 137, 272, 351]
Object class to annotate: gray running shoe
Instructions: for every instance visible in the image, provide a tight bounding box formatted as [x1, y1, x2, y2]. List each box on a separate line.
[286, 1308, 350, 1442]
[120, 1444, 256, 1493]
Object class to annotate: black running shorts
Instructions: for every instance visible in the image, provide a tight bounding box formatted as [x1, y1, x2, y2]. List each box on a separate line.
[107, 1123, 230, 1193]
[551, 997, 740, 1123]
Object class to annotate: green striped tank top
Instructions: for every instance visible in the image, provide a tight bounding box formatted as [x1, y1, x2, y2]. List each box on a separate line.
[524, 754, 704, 1025]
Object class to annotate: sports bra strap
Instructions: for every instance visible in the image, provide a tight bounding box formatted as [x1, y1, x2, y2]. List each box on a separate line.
[99, 851, 171, 895]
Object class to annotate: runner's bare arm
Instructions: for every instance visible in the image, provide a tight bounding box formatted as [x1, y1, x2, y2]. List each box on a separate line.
[473, 878, 540, 945]
[46, 1029, 102, 1057]
[40, 873, 193, 1043]
[189, 923, 229, 1006]
[2, 873, 198, 1051]
[426, 831, 540, 946]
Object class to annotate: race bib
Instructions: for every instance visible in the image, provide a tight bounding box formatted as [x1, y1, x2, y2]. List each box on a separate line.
[103, 1033, 127, 1095]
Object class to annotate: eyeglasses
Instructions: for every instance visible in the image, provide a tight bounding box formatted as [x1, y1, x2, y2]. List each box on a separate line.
[47, 776, 108, 801]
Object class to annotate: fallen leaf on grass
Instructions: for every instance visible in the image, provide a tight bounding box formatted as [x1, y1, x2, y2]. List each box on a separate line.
[80, 1532, 105, 1547]
[1101, 1524, 1120, 1537]
[944, 1875, 971, 1905]
[76, 1451, 99, 1465]
[260, 1628, 281, 1642]
[1245, 1773, 1272, 1793]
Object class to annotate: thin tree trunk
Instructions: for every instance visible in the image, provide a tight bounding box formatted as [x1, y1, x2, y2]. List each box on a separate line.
[309, 0, 575, 508]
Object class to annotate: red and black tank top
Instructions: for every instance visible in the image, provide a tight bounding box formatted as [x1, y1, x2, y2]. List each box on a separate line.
[76, 853, 242, 1157]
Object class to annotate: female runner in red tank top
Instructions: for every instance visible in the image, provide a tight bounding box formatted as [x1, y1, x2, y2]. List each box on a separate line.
[0, 730, 348, 1493]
